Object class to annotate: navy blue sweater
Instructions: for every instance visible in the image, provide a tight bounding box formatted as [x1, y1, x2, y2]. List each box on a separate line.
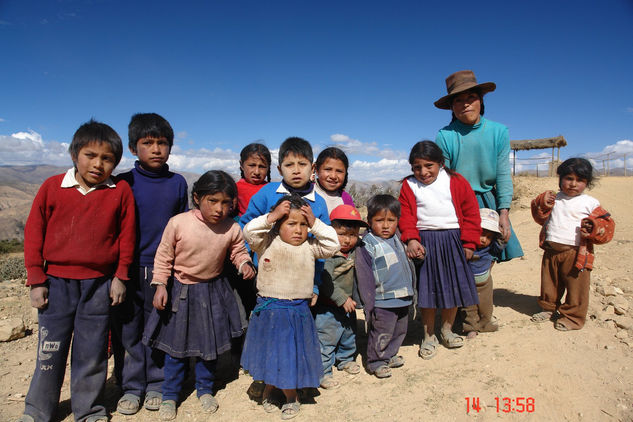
[118, 161, 189, 267]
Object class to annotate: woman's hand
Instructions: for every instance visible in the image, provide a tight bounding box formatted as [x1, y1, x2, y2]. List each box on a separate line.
[463, 247, 474, 261]
[406, 239, 426, 259]
[498, 209, 511, 242]
[110, 277, 126, 306]
[153, 284, 168, 310]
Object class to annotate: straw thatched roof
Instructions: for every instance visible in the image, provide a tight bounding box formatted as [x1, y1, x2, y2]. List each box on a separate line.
[510, 136, 567, 151]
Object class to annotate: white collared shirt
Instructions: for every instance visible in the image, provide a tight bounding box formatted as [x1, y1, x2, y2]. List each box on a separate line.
[61, 168, 116, 195]
[275, 183, 316, 202]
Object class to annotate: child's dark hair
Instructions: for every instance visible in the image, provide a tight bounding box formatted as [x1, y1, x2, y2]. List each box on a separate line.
[270, 193, 308, 212]
[404, 140, 454, 181]
[128, 113, 174, 152]
[69, 119, 123, 166]
[367, 194, 401, 222]
[315, 147, 350, 191]
[279, 137, 313, 164]
[191, 170, 237, 208]
[557, 157, 596, 189]
[240, 143, 272, 182]
[450, 88, 485, 123]
[331, 219, 363, 230]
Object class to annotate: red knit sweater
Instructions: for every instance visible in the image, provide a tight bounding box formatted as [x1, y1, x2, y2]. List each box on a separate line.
[236, 178, 267, 216]
[24, 173, 136, 286]
[398, 173, 481, 250]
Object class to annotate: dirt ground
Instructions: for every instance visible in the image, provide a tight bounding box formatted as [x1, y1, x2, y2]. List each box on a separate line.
[1, 176, 632, 422]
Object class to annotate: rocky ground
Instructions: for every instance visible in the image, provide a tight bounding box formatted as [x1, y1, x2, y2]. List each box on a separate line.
[1, 176, 632, 421]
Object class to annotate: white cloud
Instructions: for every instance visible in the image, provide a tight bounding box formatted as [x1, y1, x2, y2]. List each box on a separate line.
[328, 133, 407, 160]
[587, 139, 633, 156]
[0, 131, 71, 166]
[0, 117, 5, 122]
[348, 158, 410, 181]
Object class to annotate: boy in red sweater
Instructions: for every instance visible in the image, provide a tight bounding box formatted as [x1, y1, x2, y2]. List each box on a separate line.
[19, 120, 136, 422]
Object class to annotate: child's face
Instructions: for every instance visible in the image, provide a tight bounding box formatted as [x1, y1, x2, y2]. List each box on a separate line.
[278, 209, 309, 246]
[241, 154, 269, 185]
[278, 152, 314, 189]
[132, 137, 170, 172]
[479, 229, 495, 249]
[560, 173, 587, 197]
[316, 158, 346, 192]
[334, 224, 360, 253]
[411, 158, 441, 185]
[194, 192, 232, 224]
[370, 210, 398, 239]
[73, 141, 116, 190]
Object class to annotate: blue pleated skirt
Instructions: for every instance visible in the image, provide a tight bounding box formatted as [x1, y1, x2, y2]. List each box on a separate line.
[240, 297, 322, 389]
[417, 229, 479, 309]
[476, 191, 524, 262]
[143, 277, 245, 360]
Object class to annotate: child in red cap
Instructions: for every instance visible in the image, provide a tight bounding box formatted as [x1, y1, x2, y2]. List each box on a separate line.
[314, 204, 367, 389]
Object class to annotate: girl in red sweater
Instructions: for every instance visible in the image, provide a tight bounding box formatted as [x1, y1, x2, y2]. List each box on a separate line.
[236, 143, 271, 216]
[398, 141, 481, 360]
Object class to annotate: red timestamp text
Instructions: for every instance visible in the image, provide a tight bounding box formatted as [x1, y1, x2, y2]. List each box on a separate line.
[465, 397, 535, 413]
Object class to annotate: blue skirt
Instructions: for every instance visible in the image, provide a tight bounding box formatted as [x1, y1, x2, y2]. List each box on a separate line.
[240, 297, 322, 389]
[477, 191, 524, 262]
[417, 229, 479, 309]
[143, 277, 245, 360]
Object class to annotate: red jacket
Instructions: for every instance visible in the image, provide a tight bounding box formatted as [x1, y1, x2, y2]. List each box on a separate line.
[398, 173, 481, 250]
[531, 191, 614, 271]
[24, 173, 136, 286]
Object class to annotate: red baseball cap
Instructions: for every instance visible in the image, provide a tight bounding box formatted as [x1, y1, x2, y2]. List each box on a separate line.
[329, 205, 369, 227]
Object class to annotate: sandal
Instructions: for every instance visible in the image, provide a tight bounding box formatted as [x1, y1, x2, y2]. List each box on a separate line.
[85, 417, 108, 422]
[281, 401, 300, 420]
[262, 397, 279, 413]
[419, 335, 439, 360]
[159, 400, 177, 421]
[117, 393, 141, 415]
[199, 394, 219, 413]
[531, 311, 553, 323]
[372, 364, 392, 379]
[555, 321, 570, 331]
[440, 330, 464, 349]
[16, 416, 35, 422]
[338, 361, 360, 375]
[388, 355, 405, 368]
[144, 390, 162, 411]
[319, 376, 340, 389]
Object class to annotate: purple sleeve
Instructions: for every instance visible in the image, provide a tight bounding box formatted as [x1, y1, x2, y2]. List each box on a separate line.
[355, 244, 376, 315]
[341, 190, 355, 206]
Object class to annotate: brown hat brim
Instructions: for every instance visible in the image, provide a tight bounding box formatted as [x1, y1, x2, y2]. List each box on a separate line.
[434, 81, 496, 110]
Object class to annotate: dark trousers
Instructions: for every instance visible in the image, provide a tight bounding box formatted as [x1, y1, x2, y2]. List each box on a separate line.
[538, 242, 590, 330]
[24, 276, 110, 422]
[366, 306, 408, 372]
[112, 265, 164, 396]
[162, 355, 217, 402]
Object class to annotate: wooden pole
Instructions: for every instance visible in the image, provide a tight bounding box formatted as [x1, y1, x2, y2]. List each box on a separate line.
[513, 150, 516, 176]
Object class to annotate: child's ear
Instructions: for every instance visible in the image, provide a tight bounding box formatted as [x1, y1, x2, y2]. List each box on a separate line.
[192, 193, 200, 207]
[277, 164, 282, 176]
[129, 146, 138, 156]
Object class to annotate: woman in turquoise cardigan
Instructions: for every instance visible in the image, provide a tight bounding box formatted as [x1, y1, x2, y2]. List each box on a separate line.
[434, 70, 523, 261]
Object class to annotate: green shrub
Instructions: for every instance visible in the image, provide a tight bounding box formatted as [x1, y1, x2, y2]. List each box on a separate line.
[0, 255, 26, 281]
[0, 239, 24, 254]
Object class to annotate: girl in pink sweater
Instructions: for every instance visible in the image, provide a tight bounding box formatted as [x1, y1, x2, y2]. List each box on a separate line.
[143, 170, 255, 420]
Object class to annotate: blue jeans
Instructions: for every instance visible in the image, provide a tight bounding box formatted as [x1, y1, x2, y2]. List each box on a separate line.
[314, 305, 356, 378]
[24, 276, 110, 422]
[162, 355, 216, 402]
[111, 265, 164, 396]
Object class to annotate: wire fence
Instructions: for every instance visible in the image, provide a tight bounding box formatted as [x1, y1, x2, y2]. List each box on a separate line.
[512, 152, 631, 177]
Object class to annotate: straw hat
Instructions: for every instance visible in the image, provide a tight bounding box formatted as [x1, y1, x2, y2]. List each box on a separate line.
[434, 70, 496, 110]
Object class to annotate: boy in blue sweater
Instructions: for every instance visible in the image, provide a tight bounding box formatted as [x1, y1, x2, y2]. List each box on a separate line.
[112, 113, 189, 415]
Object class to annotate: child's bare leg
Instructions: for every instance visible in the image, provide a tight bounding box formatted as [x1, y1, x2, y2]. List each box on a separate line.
[439, 308, 464, 348]
[282, 389, 298, 403]
[440, 307, 458, 333]
[420, 308, 436, 339]
[262, 384, 275, 400]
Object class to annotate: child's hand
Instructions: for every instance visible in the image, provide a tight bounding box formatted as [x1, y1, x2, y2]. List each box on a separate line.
[544, 190, 556, 207]
[110, 277, 126, 306]
[406, 239, 426, 259]
[153, 284, 168, 310]
[463, 247, 474, 260]
[580, 218, 594, 237]
[267, 200, 290, 224]
[242, 263, 256, 280]
[342, 297, 357, 313]
[29, 285, 49, 309]
[310, 293, 318, 307]
[301, 205, 316, 227]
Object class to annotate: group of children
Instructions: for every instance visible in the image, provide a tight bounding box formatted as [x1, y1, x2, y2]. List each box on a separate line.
[19, 114, 614, 422]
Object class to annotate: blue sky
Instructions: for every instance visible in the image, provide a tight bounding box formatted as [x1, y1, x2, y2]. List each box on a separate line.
[1, 0, 632, 180]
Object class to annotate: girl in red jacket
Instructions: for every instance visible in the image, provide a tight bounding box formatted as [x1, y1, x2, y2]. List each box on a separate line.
[399, 141, 481, 360]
